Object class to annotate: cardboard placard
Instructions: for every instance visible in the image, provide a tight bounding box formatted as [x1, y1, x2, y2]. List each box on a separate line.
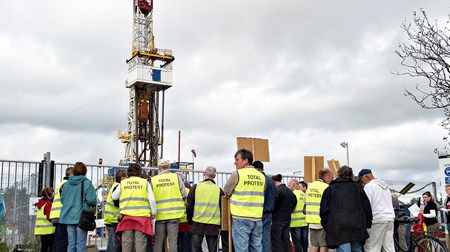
[304, 156, 324, 183]
[327, 159, 340, 175]
[236, 137, 270, 162]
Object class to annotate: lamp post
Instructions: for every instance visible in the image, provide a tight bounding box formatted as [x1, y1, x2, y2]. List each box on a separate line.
[340, 142, 349, 166]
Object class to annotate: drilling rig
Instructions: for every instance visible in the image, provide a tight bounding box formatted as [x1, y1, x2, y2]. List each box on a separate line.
[118, 0, 174, 167]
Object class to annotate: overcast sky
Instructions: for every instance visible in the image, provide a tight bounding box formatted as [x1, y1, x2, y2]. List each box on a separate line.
[1, 0, 449, 187]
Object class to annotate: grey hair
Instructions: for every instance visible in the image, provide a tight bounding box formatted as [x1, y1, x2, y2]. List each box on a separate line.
[205, 166, 217, 179]
[289, 178, 299, 187]
[66, 166, 74, 176]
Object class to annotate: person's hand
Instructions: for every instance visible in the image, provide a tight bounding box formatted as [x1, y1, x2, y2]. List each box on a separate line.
[150, 215, 156, 219]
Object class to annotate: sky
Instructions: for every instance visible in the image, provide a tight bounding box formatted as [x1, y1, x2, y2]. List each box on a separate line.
[1, 0, 450, 191]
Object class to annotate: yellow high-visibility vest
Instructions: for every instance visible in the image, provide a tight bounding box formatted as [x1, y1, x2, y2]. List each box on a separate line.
[49, 179, 67, 219]
[290, 190, 307, 227]
[34, 202, 55, 235]
[305, 180, 328, 224]
[152, 172, 185, 221]
[230, 168, 265, 219]
[180, 188, 190, 223]
[119, 177, 151, 217]
[193, 180, 221, 225]
[105, 182, 120, 224]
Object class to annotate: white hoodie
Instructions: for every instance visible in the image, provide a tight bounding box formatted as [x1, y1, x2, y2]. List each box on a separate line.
[364, 178, 395, 223]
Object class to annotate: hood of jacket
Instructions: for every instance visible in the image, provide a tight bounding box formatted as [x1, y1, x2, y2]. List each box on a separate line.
[36, 198, 51, 210]
[329, 177, 353, 185]
[371, 178, 389, 190]
[68, 175, 86, 186]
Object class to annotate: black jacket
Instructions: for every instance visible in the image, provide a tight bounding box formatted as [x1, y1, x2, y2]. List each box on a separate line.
[320, 178, 372, 249]
[272, 184, 297, 223]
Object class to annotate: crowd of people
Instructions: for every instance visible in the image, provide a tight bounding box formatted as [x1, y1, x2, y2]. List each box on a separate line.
[33, 149, 445, 252]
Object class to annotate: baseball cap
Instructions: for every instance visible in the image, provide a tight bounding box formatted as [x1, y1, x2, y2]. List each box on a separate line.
[356, 169, 372, 182]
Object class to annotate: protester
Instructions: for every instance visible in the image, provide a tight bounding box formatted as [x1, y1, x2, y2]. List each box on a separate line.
[305, 168, 333, 252]
[298, 181, 309, 252]
[357, 168, 395, 252]
[113, 163, 157, 252]
[151, 159, 187, 252]
[421, 191, 440, 233]
[34, 187, 55, 252]
[271, 174, 297, 252]
[105, 170, 127, 252]
[298, 181, 308, 193]
[289, 179, 308, 252]
[60, 162, 97, 252]
[320, 166, 372, 251]
[224, 149, 266, 252]
[253, 160, 276, 252]
[50, 166, 73, 252]
[187, 166, 223, 252]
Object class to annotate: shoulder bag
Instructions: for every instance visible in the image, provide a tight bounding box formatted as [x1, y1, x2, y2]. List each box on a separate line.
[78, 179, 96, 231]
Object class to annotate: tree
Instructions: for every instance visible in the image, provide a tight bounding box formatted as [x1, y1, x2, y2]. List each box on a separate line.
[394, 9, 450, 135]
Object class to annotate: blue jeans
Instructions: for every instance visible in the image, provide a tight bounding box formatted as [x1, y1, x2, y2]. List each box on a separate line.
[232, 218, 263, 252]
[300, 226, 308, 252]
[261, 214, 272, 252]
[107, 225, 121, 252]
[290, 228, 302, 252]
[337, 242, 363, 252]
[67, 224, 87, 252]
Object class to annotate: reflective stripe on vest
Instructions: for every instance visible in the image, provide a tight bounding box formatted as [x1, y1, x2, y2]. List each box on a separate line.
[305, 180, 328, 224]
[34, 202, 55, 235]
[180, 188, 190, 223]
[49, 180, 67, 219]
[119, 177, 151, 217]
[193, 181, 221, 225]
[152, 172, 185, 221]
[290, 190, 307, 227]
[230, 168, 265, 219]
[105, 182, 120, 224]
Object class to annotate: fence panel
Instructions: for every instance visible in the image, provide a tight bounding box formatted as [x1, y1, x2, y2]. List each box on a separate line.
[0, 159, 304, 249]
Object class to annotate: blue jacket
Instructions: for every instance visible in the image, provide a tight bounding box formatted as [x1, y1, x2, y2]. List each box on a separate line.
[60, 175, 97, 225]
[263, 173, 276, 214]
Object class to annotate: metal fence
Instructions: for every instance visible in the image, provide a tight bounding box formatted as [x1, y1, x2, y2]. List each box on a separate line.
[0, 159, 303, 249]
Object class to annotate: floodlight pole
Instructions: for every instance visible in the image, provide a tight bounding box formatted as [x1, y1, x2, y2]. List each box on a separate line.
[340, 142, 349, 166]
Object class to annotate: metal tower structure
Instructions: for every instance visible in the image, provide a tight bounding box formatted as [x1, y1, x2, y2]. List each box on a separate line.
[118, 0, 174, 167]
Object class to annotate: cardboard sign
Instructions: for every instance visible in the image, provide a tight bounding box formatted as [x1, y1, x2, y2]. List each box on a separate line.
[236, 137, 270, 162]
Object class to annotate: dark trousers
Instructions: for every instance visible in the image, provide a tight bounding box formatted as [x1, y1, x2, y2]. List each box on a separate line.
[220, 230, 233, 252]
[177, 232, 191, 252]
[51, 223, 67, 252]
[271, 221, 291, 252]
[191, 233, 218, 252]
[40, 234, 54, 252]
[147, 235, 153, 252]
